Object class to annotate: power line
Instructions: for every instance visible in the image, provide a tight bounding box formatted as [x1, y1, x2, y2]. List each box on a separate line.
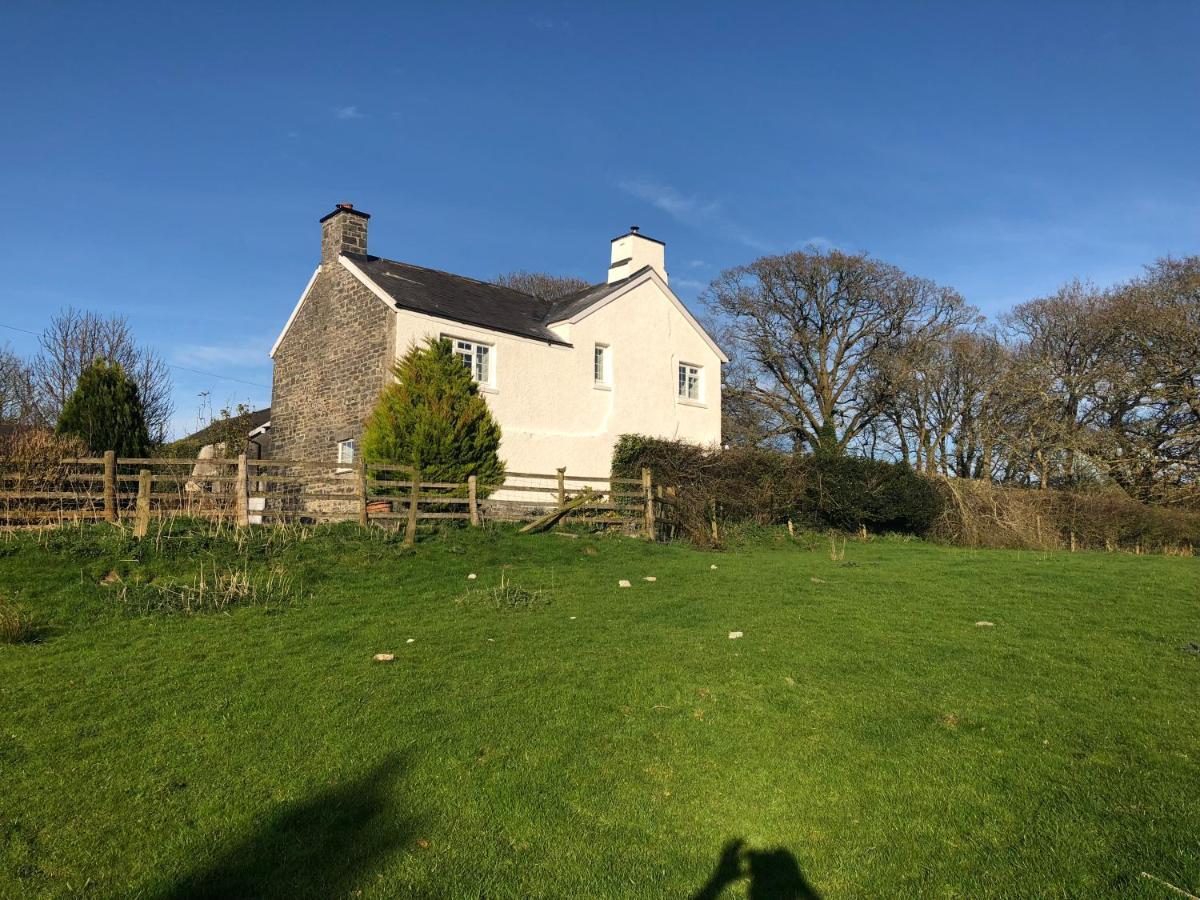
[0, 321, 270, 390]
[165, 364, 269, 389]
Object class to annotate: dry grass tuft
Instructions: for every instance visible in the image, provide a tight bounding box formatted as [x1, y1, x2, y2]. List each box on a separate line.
[0, 595, 42, 644]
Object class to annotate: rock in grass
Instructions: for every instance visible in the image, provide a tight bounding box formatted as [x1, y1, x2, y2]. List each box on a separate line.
[618, 580, 631, 588]
[975, 621, 995, 627]
[467, 573, 477, 580]
[406, 638, 415, 643]
[373, 653, 395, 662]
[728, 631, 743, 639]
[643, 576, 657, 582]
[710, 564, 718, 570]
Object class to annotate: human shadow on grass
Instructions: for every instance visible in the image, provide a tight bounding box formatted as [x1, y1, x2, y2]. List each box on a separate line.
[691, 838, 820, 900]
[159, 753, 415, 899]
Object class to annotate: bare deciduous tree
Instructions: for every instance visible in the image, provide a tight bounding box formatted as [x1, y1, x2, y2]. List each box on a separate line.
[494, 271, 591, 302]
[705, 249, 974, 455]
[0, 344, 40, 430]
[877, 329, 1007, 477]
[32, 307, 173, 444]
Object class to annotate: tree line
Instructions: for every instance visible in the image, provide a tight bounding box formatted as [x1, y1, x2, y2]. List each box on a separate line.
[709, 251, 1199, 506]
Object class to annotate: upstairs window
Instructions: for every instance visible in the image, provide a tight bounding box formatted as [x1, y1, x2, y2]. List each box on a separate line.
[446, 336, 492, 385]
[678, 363, 702, 401]
[337, 439, 357, 466]
[594, 343, 610, 385]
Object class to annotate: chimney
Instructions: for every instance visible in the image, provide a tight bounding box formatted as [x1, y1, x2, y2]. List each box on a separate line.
[320, 203, 370, 264]
[608, 225, 667, 285]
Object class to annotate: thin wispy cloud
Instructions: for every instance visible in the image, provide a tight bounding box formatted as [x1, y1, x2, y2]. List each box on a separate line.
[333, 105, 364, 120]
[618, 180, 718, 224]
[686, 259, 709, 269]
[672, 277, 708, 292]
[173, 339, 272, 370]
[528, 14, 570, 30]
[617, 179, 774, 253]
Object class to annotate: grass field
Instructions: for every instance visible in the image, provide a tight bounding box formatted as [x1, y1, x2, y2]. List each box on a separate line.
[1, 522, 1198, 898]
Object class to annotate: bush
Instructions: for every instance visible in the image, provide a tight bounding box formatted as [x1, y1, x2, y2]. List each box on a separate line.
[362, 339, 504, 492]
[55, 359, 151, 456]
[612, 435, 942, 544]
[934, 479, 1200, 553]
[802, 454, 942, 535]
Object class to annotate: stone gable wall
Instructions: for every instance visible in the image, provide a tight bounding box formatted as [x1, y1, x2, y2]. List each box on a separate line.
[271, 263, 394, 461]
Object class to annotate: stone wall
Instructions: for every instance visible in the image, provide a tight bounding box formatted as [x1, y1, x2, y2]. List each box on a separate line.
[271, 263, 394, 461]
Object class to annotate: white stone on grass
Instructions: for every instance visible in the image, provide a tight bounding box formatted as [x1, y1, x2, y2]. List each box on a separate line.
[406, 638, 416, 643]
[467, 573, 477, 580]
[373, 653, 395, 662]
[975, 621, 995, 627]
[643, 576, 657, 582]
[728, 631, 743, 639]
[710, 564, 718, 570]
[618, 580, 631, 588]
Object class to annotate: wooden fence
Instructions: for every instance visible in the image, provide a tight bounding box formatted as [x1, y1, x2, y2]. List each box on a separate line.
[0, 452, 661, 539]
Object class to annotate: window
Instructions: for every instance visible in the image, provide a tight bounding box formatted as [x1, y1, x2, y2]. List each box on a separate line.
[337, 439, 357, 466]
[593, 343, 610, 386]
[446, 336, 492, 384]
[678, 363, 702, 401]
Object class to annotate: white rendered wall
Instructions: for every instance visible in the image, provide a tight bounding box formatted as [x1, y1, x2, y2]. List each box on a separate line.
[389, 278, 722, 479]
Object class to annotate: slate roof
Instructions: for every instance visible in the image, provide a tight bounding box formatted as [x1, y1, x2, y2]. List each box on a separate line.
[344, 253, 647, 346]
[542, 267, 649, 323]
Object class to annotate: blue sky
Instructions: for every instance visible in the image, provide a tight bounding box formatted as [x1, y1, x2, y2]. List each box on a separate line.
[1, 1, 1197, 438]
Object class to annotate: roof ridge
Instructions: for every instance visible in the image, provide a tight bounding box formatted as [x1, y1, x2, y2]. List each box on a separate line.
[344, 252, 552, 307]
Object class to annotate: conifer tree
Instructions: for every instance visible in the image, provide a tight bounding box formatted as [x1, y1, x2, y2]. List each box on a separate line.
[362, 339, 504, 489]
[55, 359, 152, 457]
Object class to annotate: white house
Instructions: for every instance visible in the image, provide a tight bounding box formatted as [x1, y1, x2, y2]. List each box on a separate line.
[268, 204, 725, 477]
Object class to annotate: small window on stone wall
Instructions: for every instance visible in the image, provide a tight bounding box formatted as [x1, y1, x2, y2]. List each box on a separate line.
[337, 439, 357, 466]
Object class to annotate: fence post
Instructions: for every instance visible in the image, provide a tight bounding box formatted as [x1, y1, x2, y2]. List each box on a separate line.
[103, 450, 117, 523]
[234, 453, 249, 527]
[404, 471, 420, 546]
[356, 458, 369, 527]
[556, 467, 566, 508]
[133, 468, 151, 538]
[468, 475, 479, 527]
[642, 467, 655, 540]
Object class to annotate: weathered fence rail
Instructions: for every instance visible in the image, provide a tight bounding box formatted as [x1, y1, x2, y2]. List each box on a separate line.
[0, 453, 663, 540]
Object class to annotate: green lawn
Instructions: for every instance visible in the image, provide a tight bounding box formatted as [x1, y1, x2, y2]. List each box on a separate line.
[1, 523, 1198, 898]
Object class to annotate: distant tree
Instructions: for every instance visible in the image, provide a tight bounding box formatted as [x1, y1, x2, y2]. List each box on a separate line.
[32, 307, 172, 442]
[0, 344, 40, 430]
[55, 359, 151, 457]
[361, 339, 504, 487]
[706, 249, 974, 456]
[495, 271, 590, 301]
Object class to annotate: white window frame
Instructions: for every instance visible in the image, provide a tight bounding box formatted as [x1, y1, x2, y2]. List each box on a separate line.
[677, 362, 703, 403]
[593, 343, 611, 388]
[444, 335, 494, 387]
[336, 438, 357, 472]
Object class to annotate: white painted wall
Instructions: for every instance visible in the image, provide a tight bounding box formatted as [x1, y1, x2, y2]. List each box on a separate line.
[389, 274, 722, 478]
